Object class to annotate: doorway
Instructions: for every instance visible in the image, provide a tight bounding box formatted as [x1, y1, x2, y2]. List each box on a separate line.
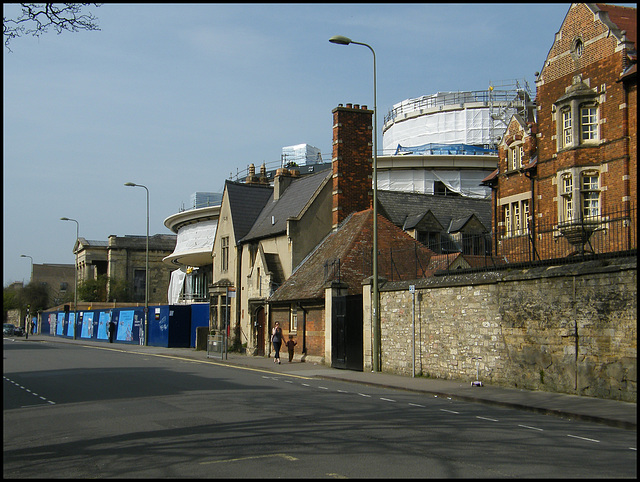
[255, 306, 265, 356]
[331, 294, 363, 371]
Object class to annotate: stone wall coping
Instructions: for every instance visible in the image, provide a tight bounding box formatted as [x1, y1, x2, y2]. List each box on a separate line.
[378, 256, 636, 292]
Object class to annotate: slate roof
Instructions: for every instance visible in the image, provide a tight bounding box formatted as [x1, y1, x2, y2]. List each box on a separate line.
[225, 180, 273, 245]
[270, 209, 436, 303]
[77, 238, 108, 248]
[377, 190, 492, 233]
[241, 169, 332, 243]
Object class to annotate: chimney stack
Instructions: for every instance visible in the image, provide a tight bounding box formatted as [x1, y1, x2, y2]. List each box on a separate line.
[274, 168, 298, 200]
[331, 103, 373, 229]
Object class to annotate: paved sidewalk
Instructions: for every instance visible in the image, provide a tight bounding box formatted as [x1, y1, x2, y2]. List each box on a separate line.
[14, 335, 637, 431]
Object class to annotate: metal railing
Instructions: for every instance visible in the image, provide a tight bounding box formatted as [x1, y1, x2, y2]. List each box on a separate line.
[384, 88, 530, 125]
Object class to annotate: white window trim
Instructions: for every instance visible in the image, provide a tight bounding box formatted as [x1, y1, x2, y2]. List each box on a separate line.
[555, 99, 600, 151]
[500, 196, 531, 239]
[556, 168, 601, 225]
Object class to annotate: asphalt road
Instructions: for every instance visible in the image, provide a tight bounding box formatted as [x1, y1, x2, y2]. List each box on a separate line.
[3, 339, 637, 478]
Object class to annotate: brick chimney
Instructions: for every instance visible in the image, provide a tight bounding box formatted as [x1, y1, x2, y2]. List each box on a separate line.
[331, 103, 373, 229]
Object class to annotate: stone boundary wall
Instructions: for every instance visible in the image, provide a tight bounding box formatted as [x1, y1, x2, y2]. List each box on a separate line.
[378, 257, 636, 402]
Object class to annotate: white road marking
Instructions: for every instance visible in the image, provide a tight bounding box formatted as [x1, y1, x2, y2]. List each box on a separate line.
[4, 376, 56, 405]
[567, 434, 600, 443]
[476, 416, 498, 422]
[518, 424, 544, 431]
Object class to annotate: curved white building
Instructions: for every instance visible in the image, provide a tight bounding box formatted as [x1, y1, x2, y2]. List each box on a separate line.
[379, 81, 535, 199]
[163, 195, 221, 303]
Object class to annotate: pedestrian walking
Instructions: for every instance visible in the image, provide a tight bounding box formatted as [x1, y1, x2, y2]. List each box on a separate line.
[271, 322, 283, 364]
[108, 320, 116, 343]
[285, 335, 297, 363]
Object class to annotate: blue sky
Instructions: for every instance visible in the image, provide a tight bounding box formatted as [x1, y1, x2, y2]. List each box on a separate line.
[3, 3, 582, 285]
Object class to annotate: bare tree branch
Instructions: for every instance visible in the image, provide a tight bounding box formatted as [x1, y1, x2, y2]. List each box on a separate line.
[4, 3, 101, 51]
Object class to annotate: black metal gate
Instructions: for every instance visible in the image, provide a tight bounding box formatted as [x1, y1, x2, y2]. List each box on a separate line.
[332, 294, 363, 371]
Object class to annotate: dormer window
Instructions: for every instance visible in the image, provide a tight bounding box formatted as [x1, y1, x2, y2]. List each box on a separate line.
[506, 141, 525, 171]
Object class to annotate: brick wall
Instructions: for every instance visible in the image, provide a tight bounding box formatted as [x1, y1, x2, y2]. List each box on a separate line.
[377, 257, 636, 402]
[270, 302, 325, 362]
[331, 103, 373, 228]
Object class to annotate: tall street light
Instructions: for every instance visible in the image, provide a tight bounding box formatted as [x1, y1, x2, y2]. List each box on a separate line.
[125, 182, 149, 346]
[20, 254, 33, 282]
[329, 35, 380, 372]
[20, 254, 34, 334]
[60, 217, 79, 340]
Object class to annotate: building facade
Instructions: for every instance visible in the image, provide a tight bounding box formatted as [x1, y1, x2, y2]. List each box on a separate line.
[75, 234, 177, 304]
[484, 3, 637, 261]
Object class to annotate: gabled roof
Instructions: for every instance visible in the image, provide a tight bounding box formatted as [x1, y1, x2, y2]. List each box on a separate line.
[264, 252, 285, 285]
[448, 213, 487, 233]
[224, 180, 273, 245]
[403, 210, 444, 231]
[270, 209, 436, 302]
[241, 169, 331, 243]
[377, 190, 492, 235]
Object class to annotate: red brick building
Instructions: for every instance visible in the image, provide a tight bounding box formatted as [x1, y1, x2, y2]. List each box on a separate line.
[484, 3, 636, 261]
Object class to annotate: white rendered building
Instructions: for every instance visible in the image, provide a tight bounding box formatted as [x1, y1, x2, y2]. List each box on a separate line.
[380, 81, 535, 199]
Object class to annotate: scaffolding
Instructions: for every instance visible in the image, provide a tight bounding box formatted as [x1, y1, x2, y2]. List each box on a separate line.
[383, 79, 535, 151]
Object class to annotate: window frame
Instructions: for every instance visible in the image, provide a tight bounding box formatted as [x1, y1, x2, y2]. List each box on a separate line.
[501, 198, 531, 238]
[581, 172, 600, 220]
[221, 236, 229, 272]
[562, 108, 573, 148]
[557, 169, 601, 225]
[580, 103, 598, 142]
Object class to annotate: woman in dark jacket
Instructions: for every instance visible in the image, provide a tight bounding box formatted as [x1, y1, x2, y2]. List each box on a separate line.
[271, 322, 283, 364]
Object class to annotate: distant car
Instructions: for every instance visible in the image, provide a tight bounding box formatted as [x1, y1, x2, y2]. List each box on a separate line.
[13, 326, 25, 336]
[3, 323, 15, 336]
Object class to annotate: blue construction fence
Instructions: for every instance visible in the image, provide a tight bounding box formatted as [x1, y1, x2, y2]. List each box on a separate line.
[39, 303, 210, 348]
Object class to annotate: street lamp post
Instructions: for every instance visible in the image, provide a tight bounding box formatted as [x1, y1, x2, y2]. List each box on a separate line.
[20, 254, 34, 334]
[60, 217, 79, 340]
[20, 254, 33, 283]
[329, 35, 380, 372]
[125, 182, 149, 346]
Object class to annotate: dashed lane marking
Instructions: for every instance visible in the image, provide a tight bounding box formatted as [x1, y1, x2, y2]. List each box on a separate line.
[476, 416, 498, 422]
[567, 434, 600, 443]
[4, 376, 56, 405]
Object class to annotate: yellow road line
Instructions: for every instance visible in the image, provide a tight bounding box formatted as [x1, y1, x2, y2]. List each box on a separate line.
[72, 342, 313, 380]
